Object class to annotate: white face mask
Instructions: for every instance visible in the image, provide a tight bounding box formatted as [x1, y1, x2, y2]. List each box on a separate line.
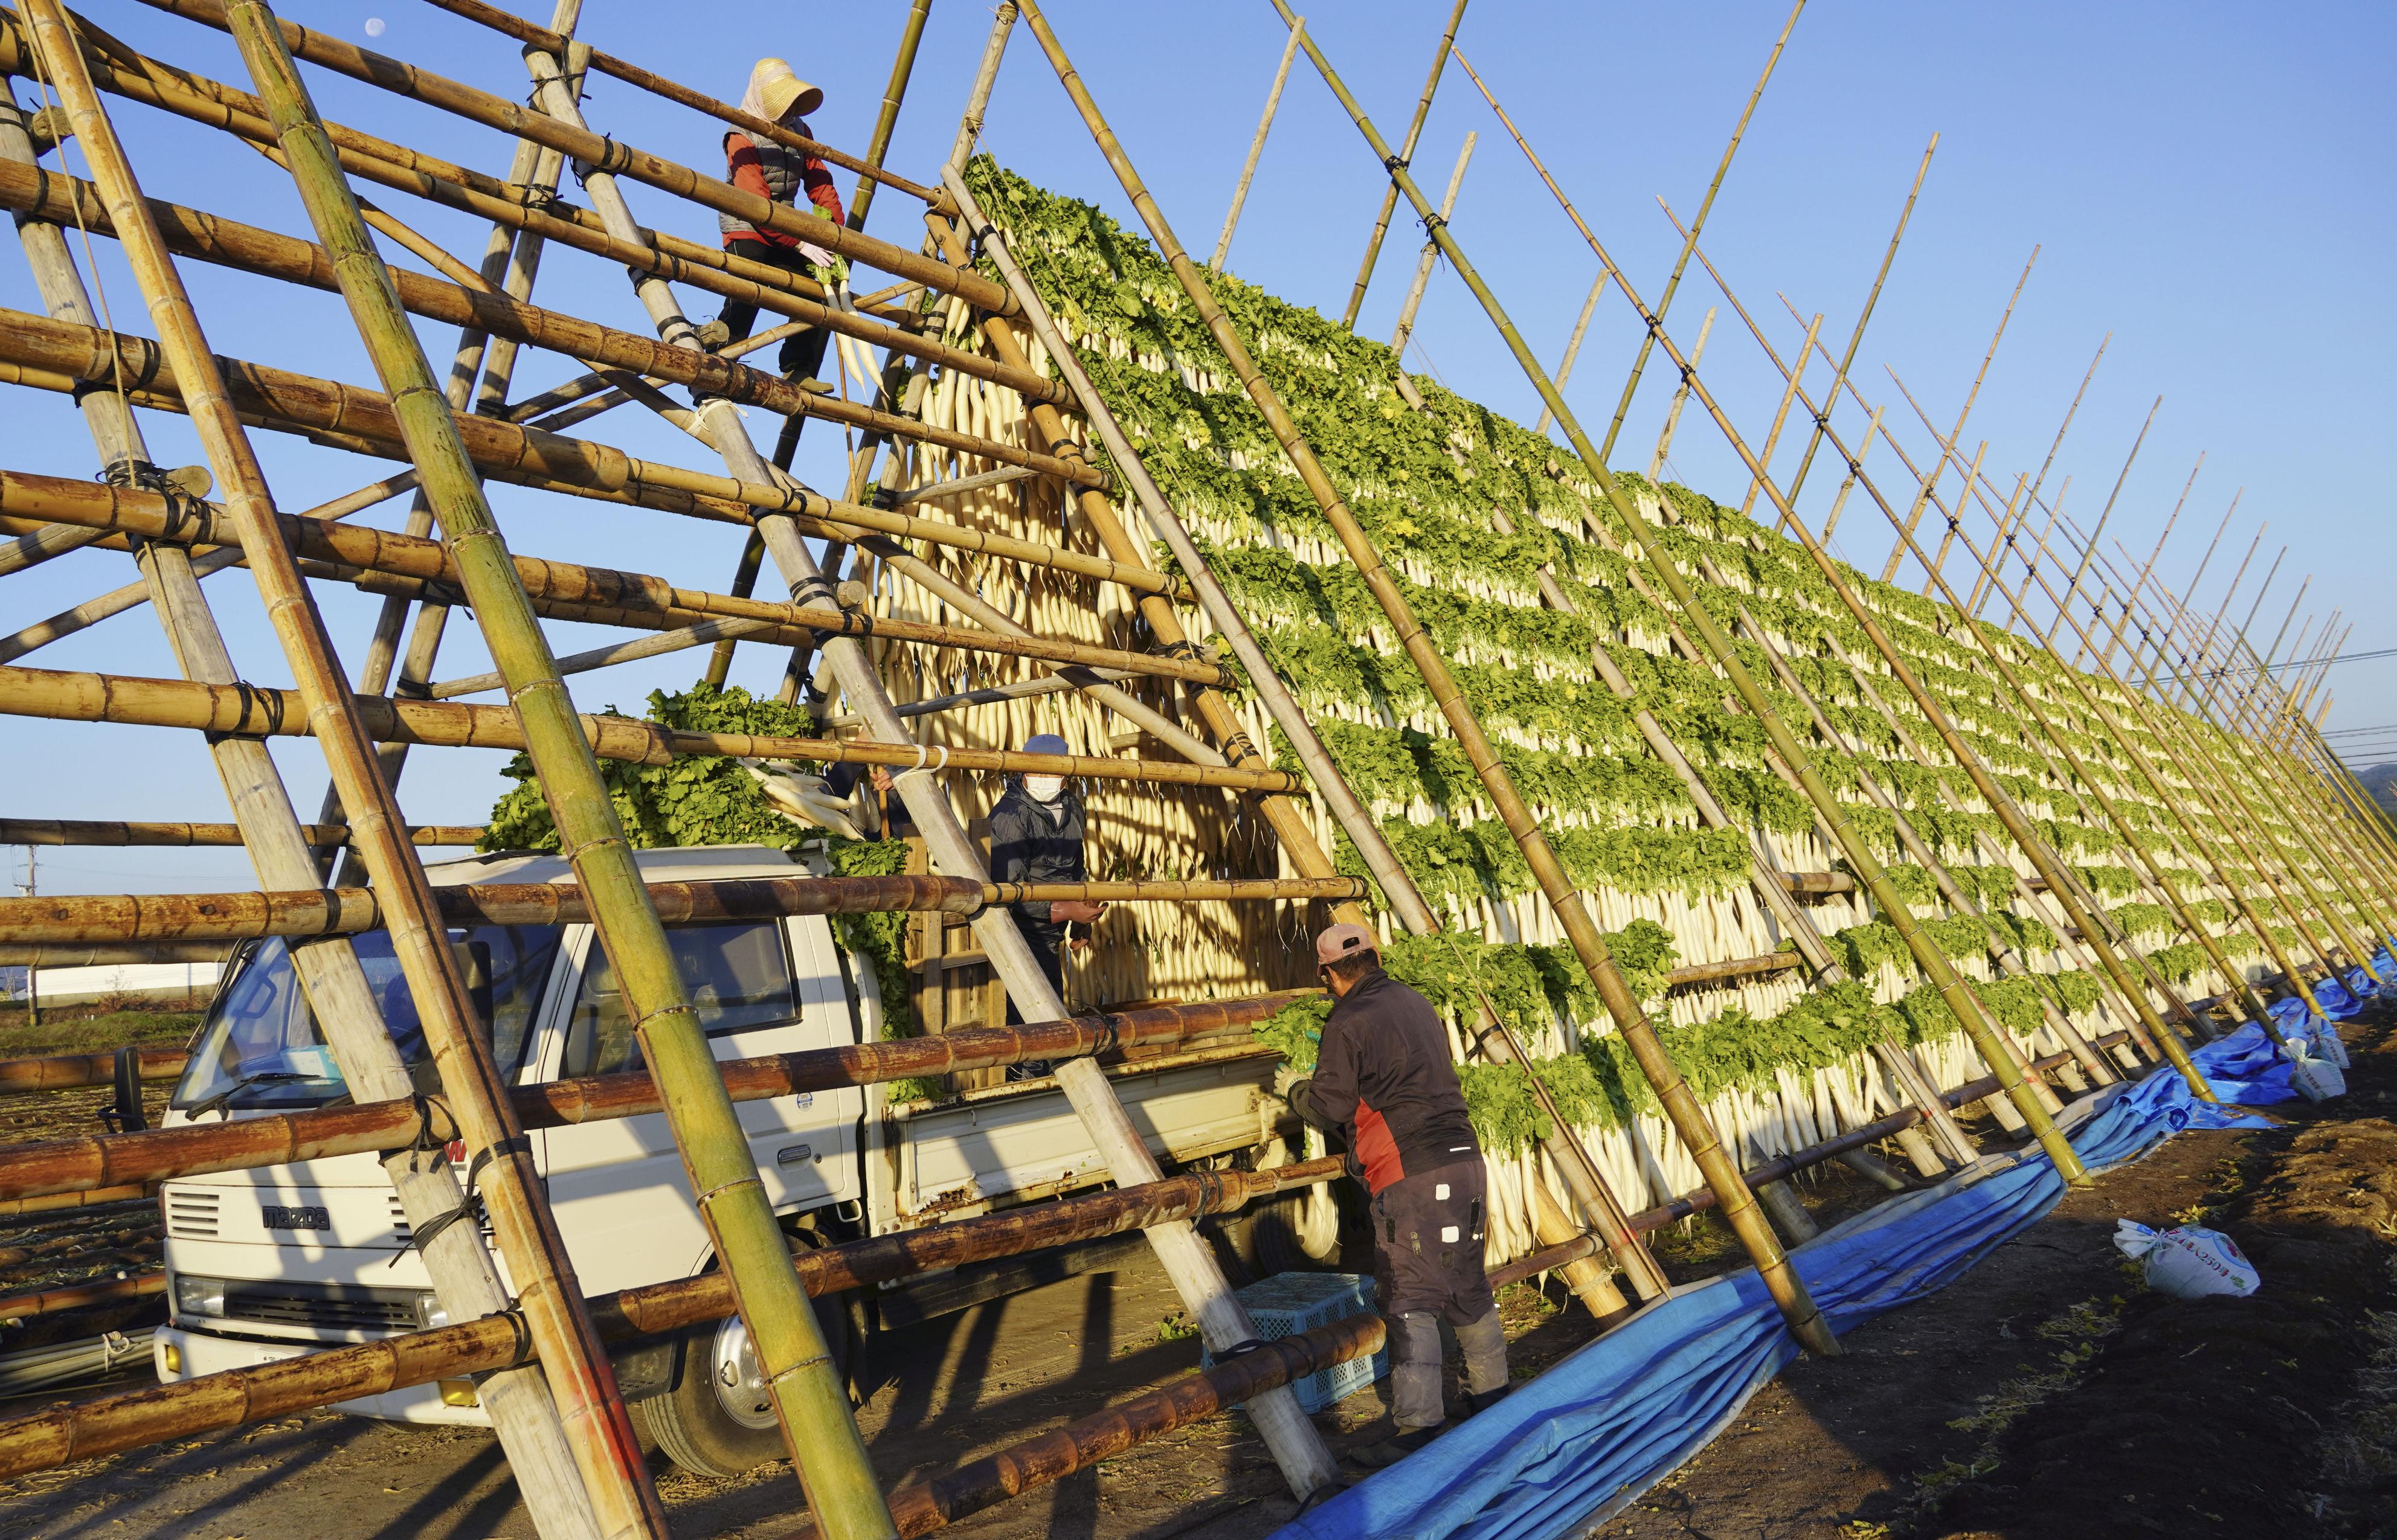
[1024, 775, 1066, 804]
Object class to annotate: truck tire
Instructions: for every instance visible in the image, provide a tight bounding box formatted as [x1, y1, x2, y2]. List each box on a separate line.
[637, 1291, 854, 1478]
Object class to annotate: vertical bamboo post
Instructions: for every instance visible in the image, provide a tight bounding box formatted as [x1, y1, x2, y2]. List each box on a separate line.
[946, 168, 1669, 1306]
[1775, 133, 1935, 522]
[1876, 246, 2037, 582]
[1644, 306, 1714, 480]
[17, 4, 668, 1535]
[1533, 270, 1609, 440]
[1591, 0, 1806, 463]
[845, 0, 934, 233]
[1379, 33, 2213, 1110]
[1737, 311, 1820, 516]
[1388, 129, 1475, 361]
[0, 95, 605, 1540]
[213, 7, 900, 1535]
[1337, 0, 1470, 331]
[1212, 14, 1302, 271]
[1021, 0, 1845, 1350]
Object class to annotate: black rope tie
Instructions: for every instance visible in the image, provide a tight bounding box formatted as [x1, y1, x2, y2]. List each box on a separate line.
[398, 1134, 532, 1265]
[481, 1305, 534, 1367]
[1382, 152, 1409, 174]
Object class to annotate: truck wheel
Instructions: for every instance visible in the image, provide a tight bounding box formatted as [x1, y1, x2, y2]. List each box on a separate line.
[638, 1294, 854, 1479]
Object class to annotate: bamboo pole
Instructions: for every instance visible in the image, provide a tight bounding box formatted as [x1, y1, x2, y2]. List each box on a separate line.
[1035, 0, 1843, 1355]
[2040, 395, 2159, 653]
[1644, 306, 1716, 480]
[1914, 437, 1987, 595]
[0, 818, 481, 847]
[1814, 402, 1879, 545]
[433, 617, 783, 701]
[0, 1155, 1340, 1481]
[2089, 465, 2189, 675]
[217, 8, 891, 1530]
[846, 0, 935, 231]
[1876, 245, 2037, 582]
[1376, 25, 2212, 1113]
[1337, 0, 1470, 330]
[1644, 217, 2230, 1062]
[1212, 14, 1302, 271]
[1737, 310, 1821, 517]
[943, 166, 1667, 1309]
[1591, 0, 1806, 463]
[1388, 130, 1475, 362]
[1536, 268, 1612, 441]
[15, 8, 651, 1538]
[1273, 0, 2102, 1166]
[1776, 133, 1935, 522]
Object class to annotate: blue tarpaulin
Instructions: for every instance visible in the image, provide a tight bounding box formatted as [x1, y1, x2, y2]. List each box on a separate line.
[1275, 1016, 2341, 1540]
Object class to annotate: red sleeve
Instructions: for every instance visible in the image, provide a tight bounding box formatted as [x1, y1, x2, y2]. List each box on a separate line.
[799, 143, 845, 228]
[724, 134, 802, 249]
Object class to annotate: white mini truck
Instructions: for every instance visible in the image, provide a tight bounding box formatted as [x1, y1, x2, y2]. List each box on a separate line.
[153, 845, 1314, 1476]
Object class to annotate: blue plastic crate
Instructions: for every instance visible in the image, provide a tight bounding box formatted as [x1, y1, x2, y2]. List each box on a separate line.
[1201, 1271, 1388, 1414]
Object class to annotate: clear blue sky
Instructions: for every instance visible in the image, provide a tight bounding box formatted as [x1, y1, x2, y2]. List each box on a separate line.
[3, 1, 2390, 899]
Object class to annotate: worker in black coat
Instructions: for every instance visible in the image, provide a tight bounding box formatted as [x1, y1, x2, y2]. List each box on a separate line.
[987, 733, 1105, 1078]
[1287, 922, 1509, 1468]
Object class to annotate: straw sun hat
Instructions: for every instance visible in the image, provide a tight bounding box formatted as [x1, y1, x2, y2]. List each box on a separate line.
[743, 58, 823, 124]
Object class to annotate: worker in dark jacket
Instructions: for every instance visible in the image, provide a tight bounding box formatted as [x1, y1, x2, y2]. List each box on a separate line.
[698, 58, 840, 393]
[1289, 923, 1508, 1468]
[987, 733, 1105, 1078]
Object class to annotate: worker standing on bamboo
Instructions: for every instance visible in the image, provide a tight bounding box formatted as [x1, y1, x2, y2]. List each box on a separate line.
[989, 733, 1106, 1079]
[697, 59, 841, 397]
[1288, 923, 1508, 1468]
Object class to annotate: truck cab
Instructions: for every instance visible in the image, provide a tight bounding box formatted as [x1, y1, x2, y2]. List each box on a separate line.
[151, 844, 1299, 1475]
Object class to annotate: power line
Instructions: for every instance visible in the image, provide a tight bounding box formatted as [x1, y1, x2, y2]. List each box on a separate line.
[2152, 641, 2397, 686]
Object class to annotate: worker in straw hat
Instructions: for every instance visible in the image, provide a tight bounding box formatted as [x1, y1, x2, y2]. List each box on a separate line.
[698, 58, 842, 402]
[1285, 922, 1510, 1469]
[988, 734, 1107, 1080]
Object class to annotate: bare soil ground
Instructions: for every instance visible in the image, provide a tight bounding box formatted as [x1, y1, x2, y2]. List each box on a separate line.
[3, 1007, 2393, 1540]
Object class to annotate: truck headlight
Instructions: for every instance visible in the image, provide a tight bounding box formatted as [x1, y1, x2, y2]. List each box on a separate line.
[414, 1292, 450, 1330]
[172, 1273, 226, 1318]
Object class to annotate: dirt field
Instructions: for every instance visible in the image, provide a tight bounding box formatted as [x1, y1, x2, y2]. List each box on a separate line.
[4, 1007, 2393, 1539]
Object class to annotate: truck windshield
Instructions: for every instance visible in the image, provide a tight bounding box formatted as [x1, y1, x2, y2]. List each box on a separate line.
[171, 926, 562, 1115]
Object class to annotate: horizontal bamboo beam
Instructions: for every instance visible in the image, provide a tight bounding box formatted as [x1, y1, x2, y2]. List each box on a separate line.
[0, 1184, 156, 1218]
[0, 1155, 1339, 1476]
[0, 877, 1359, 949]
[0, 1271, 163, 1323]
[0, 1046, 186, 1093]
[0, 818, 482, 847]
[131, 0, 1014, 313]
[0, 310, 1188, 604]
[791, 1315, 1384, 1540]
[0, 156, 1070, 414]
[0, 940, 232, 967]
[0, 666, 1298, 794]
[0, 992, 1307, 1200]
[1665, 949, 1804, 987]
[1779, 871, 1856, 896]
[0, 468, 1208, 688]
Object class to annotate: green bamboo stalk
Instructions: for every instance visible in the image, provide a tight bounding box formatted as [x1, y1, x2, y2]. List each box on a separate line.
[215, 7, 892, 1536]
[1592, 0, 1806, 463]
[846, 0, 934, 231]
[1021, 0, 1844, 1353]
[16, 3, 661, 1533]
[1408, 31, 2212, 1108]
[1336, 0, 1470, 330]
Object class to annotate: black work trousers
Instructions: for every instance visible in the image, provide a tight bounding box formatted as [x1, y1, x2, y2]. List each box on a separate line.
[715, 237, 833, 384]
[1371, 1156, 1508, 1429]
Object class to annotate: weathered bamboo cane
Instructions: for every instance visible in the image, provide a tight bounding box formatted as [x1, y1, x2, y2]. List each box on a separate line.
[1272, 0, 2098, 1175]
[1963, 333, 2109, 617]
[1035, 0, 1841, 1354]
[1738, 310, 1821, 516]
[0, 1155, 1342, 1480]
[0, 1045, 185, 1092]
[0, 818, 480, 847]
[16, 7, 653, 1536]
[1388, 130, 1475, 363]
[1533, 270, 1612, 440]
[434, 618, 783, 701]
[1591, 0, 1806, 463]
[2039, 395, 2159, 654]
[1913, 437, 1988, 596]
[2087, 467, 2187, 675]
[1815, 405, 1881, 545]
[942, 165, 1668, 1308]
[1876, 246, 2037, 583]
[1639, 219, 2235, 1071]
[1337, 0, 1470, 330]
[1212, 14, 1302, 271]
[217, 7, 895, 1530]
[1646, 306, 1714, 479]
[1775, 133, 1935, 522]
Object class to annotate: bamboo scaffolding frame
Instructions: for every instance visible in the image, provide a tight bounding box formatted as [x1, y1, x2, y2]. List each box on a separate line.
[0, 818, 481, 847]
[15, 8, 654, 1536]
[843, 0, 935, 232]
[1388, 130, 1475, 362]
[1270, 3, 2103, 1191]
[1646, 306, 1713, 480]
[1337, 0, 1469, 330]
[1031, 0, 1841, 1353]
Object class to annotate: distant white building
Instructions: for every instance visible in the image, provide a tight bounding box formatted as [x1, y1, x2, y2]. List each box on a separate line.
[4, 960, 223, 1010]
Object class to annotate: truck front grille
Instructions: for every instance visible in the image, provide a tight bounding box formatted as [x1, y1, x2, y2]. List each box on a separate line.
[164, 1188, 220, 1239]
[221, 1281, 420, 1333]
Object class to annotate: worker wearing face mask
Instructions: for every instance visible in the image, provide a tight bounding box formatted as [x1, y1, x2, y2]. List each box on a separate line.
[987, 733, 1105, 1079]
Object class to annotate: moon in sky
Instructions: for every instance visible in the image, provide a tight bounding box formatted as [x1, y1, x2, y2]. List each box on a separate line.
[365, 17, 385, 37]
